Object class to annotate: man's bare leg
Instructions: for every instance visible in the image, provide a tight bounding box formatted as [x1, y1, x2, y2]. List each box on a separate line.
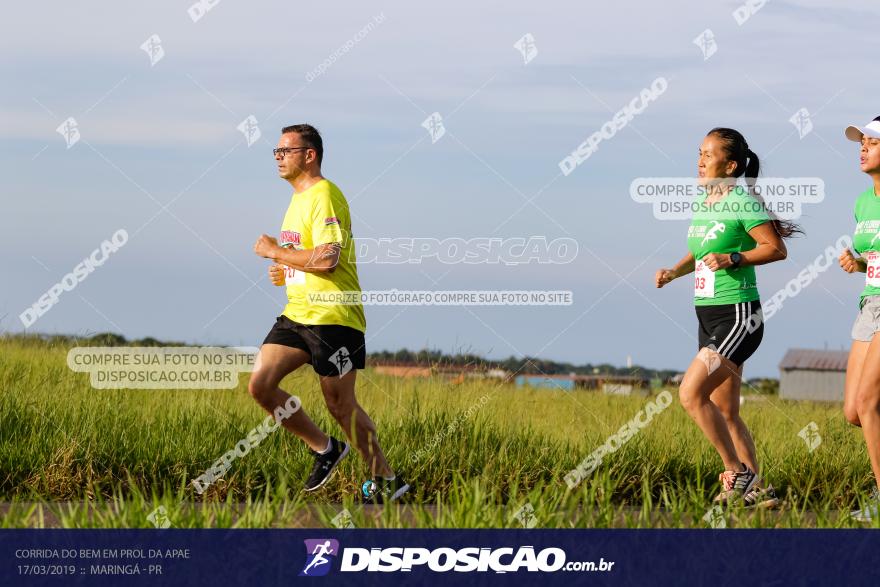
[248, 343, 328, 452]
[319, 370, 393, 478]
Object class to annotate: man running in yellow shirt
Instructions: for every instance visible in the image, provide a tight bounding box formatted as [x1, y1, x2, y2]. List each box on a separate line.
[251, 124, 409, 503]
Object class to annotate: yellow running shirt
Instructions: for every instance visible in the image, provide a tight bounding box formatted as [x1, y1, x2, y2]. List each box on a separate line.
[277, 179, 366, 332]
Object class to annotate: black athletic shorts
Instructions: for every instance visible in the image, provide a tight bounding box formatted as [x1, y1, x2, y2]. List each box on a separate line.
[262, 315, 366, 377]
[696, 300, 763, 367]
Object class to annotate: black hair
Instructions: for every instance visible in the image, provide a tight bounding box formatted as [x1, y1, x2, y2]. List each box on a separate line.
[708, 127, 803, 239]
[281, 124, 323, 165]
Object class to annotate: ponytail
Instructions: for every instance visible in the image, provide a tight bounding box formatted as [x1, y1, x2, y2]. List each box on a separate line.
[708, 128, 803, 240]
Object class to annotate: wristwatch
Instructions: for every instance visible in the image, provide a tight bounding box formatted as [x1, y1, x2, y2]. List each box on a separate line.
[729, 252, 742, 269]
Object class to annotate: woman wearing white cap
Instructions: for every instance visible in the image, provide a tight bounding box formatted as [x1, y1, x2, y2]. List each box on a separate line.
[839, 115, 880, 522]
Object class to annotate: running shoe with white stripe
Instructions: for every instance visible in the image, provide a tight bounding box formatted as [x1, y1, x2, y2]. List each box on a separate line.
[713, 464, 758, 506]
[743, 484, 780, 509]
[850, 487, 880, 523]
[304, 437, 349, 492]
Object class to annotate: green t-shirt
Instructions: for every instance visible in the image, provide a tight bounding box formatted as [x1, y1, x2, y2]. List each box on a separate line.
[852, 187, 880, 301]
[686, 186, 771, 306]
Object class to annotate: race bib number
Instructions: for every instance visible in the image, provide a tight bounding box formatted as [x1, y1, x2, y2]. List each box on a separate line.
[866, 252, 880, 287]
[694, 260, 715, 298]
[284, 265, 306, 286]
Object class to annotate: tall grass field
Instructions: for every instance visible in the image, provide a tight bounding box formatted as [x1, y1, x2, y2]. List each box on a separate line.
[1, 335, 875, 528]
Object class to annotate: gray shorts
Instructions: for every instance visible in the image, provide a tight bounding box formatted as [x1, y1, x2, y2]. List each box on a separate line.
[852, 295, 880, 341]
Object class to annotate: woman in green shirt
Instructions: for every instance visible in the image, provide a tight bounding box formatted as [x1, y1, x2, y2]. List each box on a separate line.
[655, 128, 799, 508]
[838, 116, 880, 522]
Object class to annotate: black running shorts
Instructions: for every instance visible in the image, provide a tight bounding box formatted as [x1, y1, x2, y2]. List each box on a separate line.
[262, 315, 366, 377]
[696, 301, 763, 367]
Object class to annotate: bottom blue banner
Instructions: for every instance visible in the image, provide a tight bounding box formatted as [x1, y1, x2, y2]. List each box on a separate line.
[1, 529, 878, 586]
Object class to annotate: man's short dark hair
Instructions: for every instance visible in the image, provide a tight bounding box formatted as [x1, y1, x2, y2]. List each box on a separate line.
[281, 124, 323, 165]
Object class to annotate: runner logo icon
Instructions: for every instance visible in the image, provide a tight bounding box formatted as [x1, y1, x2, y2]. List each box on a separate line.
[300, 539, 340, 577]
[701, 221, 726, 247]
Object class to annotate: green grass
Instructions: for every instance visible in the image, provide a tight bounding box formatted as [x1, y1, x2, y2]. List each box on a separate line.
[1, 335, 877, 528]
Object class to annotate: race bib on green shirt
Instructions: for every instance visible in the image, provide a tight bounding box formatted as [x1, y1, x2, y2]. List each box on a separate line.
[686, 186, 771, 306]
[853, 187, 880, 300]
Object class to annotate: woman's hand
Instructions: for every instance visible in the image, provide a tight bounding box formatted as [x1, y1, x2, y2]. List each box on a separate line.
[839, 248, 865, 273]
[701, 253, 732, 272]
[655, 268, 677, 288]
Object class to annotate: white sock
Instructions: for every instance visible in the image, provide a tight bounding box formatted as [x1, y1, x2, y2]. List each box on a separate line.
[317, 438, 333, 455]
[382, 473, 396, 481]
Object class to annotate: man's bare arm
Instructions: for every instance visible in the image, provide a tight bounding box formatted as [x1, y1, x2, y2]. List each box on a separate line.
[253, 234, 340, 273]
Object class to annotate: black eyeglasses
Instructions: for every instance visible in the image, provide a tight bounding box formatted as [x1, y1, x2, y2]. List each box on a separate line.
[273, 147, 310, 158]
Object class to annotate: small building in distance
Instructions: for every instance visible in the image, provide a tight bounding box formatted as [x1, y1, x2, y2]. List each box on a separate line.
[514, 373, 648, 395]
[372, 362, 511, 382]
[778, 348, 848, 402]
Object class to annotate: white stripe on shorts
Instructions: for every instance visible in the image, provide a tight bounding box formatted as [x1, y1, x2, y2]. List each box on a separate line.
[724, 301, 753, 358]
[717, 302, 750, 358]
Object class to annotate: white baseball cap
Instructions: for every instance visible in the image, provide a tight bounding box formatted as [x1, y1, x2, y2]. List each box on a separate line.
[845, 116, 880, 142]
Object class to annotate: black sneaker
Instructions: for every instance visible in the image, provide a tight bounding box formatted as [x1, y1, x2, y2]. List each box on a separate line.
[304, 437, 349, 492]
[360, 475, 411, 504]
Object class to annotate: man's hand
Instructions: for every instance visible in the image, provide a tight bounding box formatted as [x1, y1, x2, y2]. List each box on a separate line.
[253, 234, 280, 259]
[839, 248, 864, 273]
[655, 268, 676, 288]
[268, 263, 285, 286]
[702, 253, 732, 272]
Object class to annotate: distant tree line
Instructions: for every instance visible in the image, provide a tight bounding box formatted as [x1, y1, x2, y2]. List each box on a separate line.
[2, 333, 778, 388]
[3, 332, 186, 347]
[368, 348, 682, 381]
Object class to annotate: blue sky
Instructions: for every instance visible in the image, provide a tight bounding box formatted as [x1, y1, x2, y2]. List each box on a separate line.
[3, 0, 879, 377]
